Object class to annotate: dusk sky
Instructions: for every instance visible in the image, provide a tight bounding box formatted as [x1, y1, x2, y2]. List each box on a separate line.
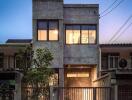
[0, 0, 132, 44]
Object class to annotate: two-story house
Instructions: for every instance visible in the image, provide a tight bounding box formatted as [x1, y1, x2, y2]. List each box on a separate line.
[99, 44, 132, 100]
[0, 39, 32, 100]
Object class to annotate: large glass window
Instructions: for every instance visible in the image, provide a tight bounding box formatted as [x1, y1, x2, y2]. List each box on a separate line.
[0, 53, 4, 68]
[37, 21, 58, 41]
[66, 25, 96, 44]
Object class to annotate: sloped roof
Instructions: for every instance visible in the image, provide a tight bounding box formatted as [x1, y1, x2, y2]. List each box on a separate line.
[6, 39, 32, 44]
[100, 43, 132, 47]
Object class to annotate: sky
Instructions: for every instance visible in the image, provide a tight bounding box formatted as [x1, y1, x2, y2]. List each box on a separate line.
[0, 0, 132, 44]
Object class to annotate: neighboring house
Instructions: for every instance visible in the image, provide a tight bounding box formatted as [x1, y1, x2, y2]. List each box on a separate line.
[99, 44, 132, 100]
[0, 39, 32, 100]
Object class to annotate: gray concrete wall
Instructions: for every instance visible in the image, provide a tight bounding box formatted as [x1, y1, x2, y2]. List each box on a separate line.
[63, 5, 99, 65]
[33, 1, 99, 67]
[33, 0, 64, 68]
[33, 1, 63, 19]
[64, 45, 99, 64]
[64, 5, 99, 24]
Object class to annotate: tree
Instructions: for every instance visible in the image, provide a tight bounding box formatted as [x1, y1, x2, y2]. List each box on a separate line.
[16, 47, 55, 100]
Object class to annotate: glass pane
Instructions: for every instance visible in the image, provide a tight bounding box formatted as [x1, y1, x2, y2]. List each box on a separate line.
[72, 26, 80, 44]
[88, 25, 96, 30]
[49, 21, 58, 40]
[66, 25, 80, 44]
[49, 21, 58, 30]
[38, 21, 47, 29]
[115, 57, 119, 68]
[38, 30, 47, 40]
[89, 30, 96, 43]
[49, 73, 58, 86]
[49, 30, 58, 40]
[81, 25, 88, 44]
[66, 29, 73, 44]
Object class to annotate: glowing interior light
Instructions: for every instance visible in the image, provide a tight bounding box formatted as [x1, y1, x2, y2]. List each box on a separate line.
[53, 30, 58, 34]
[67, 73, 89, 77]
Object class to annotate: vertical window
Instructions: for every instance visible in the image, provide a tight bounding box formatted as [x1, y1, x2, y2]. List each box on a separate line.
[66, 25, 80, 44]
[14, 53, 22, 69]
[89, 26, 96, 44]
[49, 68, 59, 86]
[37, 20, 58, 41]
[130, 53, 132, 68]
[81, 25, 89, 44]
[38, 21, 47, 41]
[108, 53, 119, 69]
[101, 53, 108, 70]
[0, 53, 4, 68]
[14, 53, 31, 69]
[66, 25, 96, 44]
[49, 21, 58, 40]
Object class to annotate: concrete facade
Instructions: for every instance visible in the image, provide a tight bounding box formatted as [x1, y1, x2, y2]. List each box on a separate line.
[33, 0, 99, 89]
[33, 0, 99, 68]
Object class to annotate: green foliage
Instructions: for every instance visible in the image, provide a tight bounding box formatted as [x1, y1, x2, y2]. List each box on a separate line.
[17, 47, 55, 99]
[16, 47, 54, 83]
[15, 46, 32, 71]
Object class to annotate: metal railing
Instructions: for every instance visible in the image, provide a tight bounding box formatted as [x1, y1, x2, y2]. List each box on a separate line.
[22, 87, 111, 100]
[22, 87, 50, 100]
[118, 85, 132, 100]
[0, 90, 14, 100]
[52, 87, 111, 100]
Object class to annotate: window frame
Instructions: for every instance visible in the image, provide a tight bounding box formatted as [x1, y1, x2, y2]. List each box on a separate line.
[37, 20, 59, 41]
[65, 24, 97, 45]
[108, 53, 120, 70]
[130, 53, 132, 69]
[0, 53, 4, 68]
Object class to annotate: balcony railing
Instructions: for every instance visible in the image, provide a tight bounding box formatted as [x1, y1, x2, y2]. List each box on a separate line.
[22, 87, 111, 100]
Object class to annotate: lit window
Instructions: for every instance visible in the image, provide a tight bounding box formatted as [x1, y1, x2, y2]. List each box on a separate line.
[37, 21, 47, 41]
[49, 21, 58, 40]
[37, 21, 58, 41]
[66, 25, 80, 44]
[66, 25, 96, 44]
[89, 26, 96, 44]
[49, 73, 58, 86]
[81, 25, 89, 44]
[38, 30, 47, 40]
[67, 73, 89, 78]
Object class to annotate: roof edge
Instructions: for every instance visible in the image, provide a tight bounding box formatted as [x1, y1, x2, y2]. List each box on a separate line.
[64, 4, 99, 8]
